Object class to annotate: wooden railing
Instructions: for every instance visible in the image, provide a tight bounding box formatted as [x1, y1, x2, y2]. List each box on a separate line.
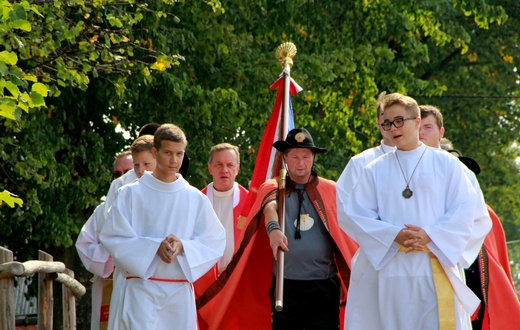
[0, 246, 86, 330]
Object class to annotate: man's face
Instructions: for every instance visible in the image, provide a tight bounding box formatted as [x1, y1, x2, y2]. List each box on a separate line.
[381, 104, 421, 151]
[113, 155, 133, 179]
[152, 140, 186, 182]
[283, 148, 314, 184]
[208, 149, 240, 192]
[419, 115, 444, 148]
[132, 150, 156, 178]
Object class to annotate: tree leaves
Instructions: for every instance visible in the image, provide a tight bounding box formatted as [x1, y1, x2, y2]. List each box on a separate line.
[0, 189, 23, 208]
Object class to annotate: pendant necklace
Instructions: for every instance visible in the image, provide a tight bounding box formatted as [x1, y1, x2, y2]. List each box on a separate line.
[395, 147, 428, 199]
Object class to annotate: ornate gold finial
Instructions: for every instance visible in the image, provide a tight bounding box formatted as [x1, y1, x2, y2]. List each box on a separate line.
[275, 42, 297, 68]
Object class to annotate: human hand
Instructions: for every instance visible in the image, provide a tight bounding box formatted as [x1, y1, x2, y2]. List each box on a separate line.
[395, 225, 425, 253]
[268, 229, 288, 260]
[404, 224, 431, 249]
[157, 234, 184, 263]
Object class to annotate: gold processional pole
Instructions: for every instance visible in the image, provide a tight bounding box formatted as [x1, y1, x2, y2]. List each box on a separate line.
[274, 42, 297, 312]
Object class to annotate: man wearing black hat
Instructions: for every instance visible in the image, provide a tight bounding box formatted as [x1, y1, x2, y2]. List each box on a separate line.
[260, 128, 357, 329]
[195, 128, 357, 330]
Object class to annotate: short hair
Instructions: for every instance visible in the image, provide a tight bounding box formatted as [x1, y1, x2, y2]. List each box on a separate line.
[419, 105, 444, 129]
[154, 124, 187, 150]
[440, 137, 453, 150]
[131, 135, 154, 154]
[382, 93, 420, 118]
[208, 143, 240, 165]
[376, 91, 387, 117]
[113, 150, 132, 171]
[138, 123, 160, 137]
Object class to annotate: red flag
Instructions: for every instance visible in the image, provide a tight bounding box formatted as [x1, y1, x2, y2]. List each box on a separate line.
[238, 76, 302, 224]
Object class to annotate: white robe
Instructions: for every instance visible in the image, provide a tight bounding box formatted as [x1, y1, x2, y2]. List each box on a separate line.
[457, 165, 492, 268]
[76, 170, 141, 330]
[101, 169, 138, 227]
[203, 182, 242, 273]
[75, 203, 113, 330]
[343, 144, 488, 330]
[337, 143, 491, 266]
[100, 172, 225, 330]
[337, 141, 395, 233]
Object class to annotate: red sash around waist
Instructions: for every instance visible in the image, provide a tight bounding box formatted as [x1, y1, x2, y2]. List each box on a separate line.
[126, 276, 188, 283]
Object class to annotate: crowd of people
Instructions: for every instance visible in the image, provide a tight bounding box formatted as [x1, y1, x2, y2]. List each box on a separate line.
[76, 92, 520, 330]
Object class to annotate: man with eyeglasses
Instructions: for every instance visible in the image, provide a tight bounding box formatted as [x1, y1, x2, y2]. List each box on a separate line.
[340, 93, 491, 330]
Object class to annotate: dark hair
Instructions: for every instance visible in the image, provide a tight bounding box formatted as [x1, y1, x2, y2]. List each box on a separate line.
[153, 124, 187, 150]
[419, 105, 443, 129]
[138, 123, 160, 137]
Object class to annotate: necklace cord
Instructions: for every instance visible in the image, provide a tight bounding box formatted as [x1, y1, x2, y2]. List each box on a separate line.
[295, 189, 304, 239]
[395, 147, 428, 197]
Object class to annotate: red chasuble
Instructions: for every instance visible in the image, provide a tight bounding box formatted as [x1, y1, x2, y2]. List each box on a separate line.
[478, 206, 520, 329]
[196, 175, 358, 329]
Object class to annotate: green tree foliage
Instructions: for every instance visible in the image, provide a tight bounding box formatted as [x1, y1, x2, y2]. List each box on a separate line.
[0, 0, 221, 260]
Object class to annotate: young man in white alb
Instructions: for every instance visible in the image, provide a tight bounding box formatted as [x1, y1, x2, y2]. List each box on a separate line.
[100, 123, 225, 329]
[342, 93, 490, 330]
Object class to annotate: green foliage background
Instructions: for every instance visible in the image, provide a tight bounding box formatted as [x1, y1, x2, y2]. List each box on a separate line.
[1, 0, 520, 326]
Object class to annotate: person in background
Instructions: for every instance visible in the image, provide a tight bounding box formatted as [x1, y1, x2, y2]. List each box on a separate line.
[337, 92, 395, 205]
[112, 150, 133, 179]
[431, 137, 520, 329]
[195, 143, 249, 328]
[202, 143, 248, 274]
[417, 104, 444, 148]
[76, 134, 157, 329]
[336, 92, 392, 327]
[130, 135, 156, 178]
[419, 105, 491, 273]
[76, 149, 134, 330]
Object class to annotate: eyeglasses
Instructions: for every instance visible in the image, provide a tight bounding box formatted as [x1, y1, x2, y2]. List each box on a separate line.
[381, 117, 416, 131]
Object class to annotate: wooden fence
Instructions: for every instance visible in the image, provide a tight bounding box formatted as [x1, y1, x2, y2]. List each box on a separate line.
[0, 246, 86, 330]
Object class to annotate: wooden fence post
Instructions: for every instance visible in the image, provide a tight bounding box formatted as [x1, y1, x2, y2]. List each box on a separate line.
[62, 268, 76, 330]
[0, 246, 15, 330]
[38, 250, 53, 330]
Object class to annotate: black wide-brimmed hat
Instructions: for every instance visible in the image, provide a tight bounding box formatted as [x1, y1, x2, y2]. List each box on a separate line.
[273, 128, 327, 154]
[446, 149, 481, 175]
